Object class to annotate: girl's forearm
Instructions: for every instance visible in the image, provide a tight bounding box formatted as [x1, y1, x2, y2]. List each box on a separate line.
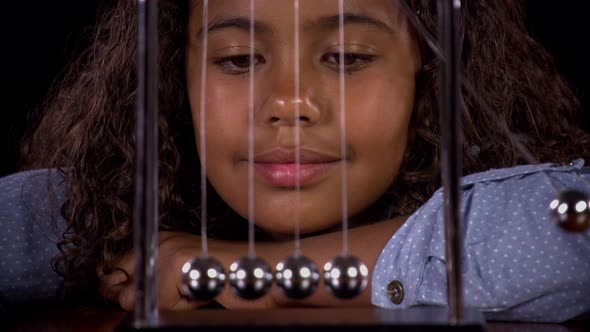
[211, 216, 407, 308]
[99, 216, 407, 310]
[268, 216, 407, 307]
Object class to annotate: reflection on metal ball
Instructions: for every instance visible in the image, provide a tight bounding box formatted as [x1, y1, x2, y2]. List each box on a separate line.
[323, 254, 368, 299]
[275, 255, 320, 299]
[229, 256, 273, 300]
[550, 190, 590, 233]
[181, 256, 226, 300]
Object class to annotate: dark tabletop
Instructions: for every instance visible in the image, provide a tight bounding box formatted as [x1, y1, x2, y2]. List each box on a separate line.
[4, 307, 587, 332]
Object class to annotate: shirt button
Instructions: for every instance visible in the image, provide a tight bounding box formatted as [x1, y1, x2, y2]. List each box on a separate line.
[386, 280, 404, 304]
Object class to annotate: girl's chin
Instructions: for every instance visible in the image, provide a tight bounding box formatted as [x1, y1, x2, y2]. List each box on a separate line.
[252, 216, 342, 237]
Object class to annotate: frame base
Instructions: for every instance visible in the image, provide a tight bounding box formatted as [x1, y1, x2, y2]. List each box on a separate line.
[116, 306, 486, 332]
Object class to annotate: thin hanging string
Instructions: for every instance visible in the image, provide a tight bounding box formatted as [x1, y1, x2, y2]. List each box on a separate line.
[293, 0, 302, 257]
[338, 0, 349, 256]
[248, 0, 256, 258]
[200, 0, 209, 257]
[396, 0, 538, 165]
[397, 0, 445, 61]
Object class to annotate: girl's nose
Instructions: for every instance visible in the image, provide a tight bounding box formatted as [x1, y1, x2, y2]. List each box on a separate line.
[260, 73, 322, 128]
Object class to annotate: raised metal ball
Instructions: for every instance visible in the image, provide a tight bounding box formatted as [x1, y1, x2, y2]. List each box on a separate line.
[550, 190, 590, 233]
[229, 256, 273, 300]
[323, 254, 369, 299]
[275, 255, 320, 299]
[181, 256, 226, 300]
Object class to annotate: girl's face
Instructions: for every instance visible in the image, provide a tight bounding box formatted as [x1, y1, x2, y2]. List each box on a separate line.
[186, 0, 420, 234]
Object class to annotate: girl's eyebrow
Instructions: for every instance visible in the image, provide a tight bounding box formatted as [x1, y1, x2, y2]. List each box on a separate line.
[302, 13, 395, 35]
[196, 17, 273, 39]
[195, 13, 394, 40]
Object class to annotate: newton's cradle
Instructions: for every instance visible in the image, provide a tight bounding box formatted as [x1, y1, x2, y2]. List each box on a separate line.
[118, 0, 590, 331]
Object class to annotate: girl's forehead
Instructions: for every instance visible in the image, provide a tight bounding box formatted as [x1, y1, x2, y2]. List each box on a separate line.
[190, 0, 406, 30]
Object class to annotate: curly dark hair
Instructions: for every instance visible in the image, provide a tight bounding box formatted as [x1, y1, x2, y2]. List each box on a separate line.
[19, 0, 590, 300]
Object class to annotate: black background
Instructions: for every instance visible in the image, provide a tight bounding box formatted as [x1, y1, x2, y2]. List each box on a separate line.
[1, 1, 588, 177]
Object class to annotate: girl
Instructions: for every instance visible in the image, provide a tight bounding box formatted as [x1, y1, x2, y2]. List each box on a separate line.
[2, 0, 589, 322]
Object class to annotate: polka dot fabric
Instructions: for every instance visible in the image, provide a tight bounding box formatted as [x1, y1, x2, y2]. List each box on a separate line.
[372, 159, 590, 322]
[0, 169, 67, 309]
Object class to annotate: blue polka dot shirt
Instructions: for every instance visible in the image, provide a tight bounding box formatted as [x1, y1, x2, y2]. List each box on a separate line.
[0, 169, 67, 311]
[1, 162, 589, 322]
[372, 159, 590, 322]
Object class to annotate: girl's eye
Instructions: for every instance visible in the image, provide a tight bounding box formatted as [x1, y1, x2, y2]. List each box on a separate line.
[321, 52, 377, 73]
[213, 54, 266, 75]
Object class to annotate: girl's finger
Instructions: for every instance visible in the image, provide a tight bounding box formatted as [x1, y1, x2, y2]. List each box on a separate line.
[99, 282, 126, 304]
[118, 283, 137, 312]
[111, 252, 136, 278]
[100, 269, 129, 287]
[170, 297, 204, 310]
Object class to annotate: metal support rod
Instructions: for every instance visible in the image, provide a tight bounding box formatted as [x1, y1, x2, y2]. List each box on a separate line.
[134, 0, 159, 326]
[438, 0, 464, 324]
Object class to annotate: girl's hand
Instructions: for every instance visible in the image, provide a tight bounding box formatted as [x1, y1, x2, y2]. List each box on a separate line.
[98, 231, 280, 311]
[99, 232, 204, 310]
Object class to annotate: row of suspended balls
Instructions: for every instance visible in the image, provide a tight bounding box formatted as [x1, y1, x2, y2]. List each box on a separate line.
[181, 254, 368, 301]
[181, 189, 589, 301]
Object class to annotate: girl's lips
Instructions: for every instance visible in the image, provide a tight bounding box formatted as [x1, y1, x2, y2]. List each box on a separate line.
[254, 162, 338, 187]
[254, 148, 341, 164]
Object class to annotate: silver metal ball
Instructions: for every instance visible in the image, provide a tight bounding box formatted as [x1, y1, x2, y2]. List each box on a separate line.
[181, 256, 226, 300]
[323, 255, 369, 299]
[229, 256, 273, 300]
[550, 190, 590, 233]
[275, 255, 320, 299]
